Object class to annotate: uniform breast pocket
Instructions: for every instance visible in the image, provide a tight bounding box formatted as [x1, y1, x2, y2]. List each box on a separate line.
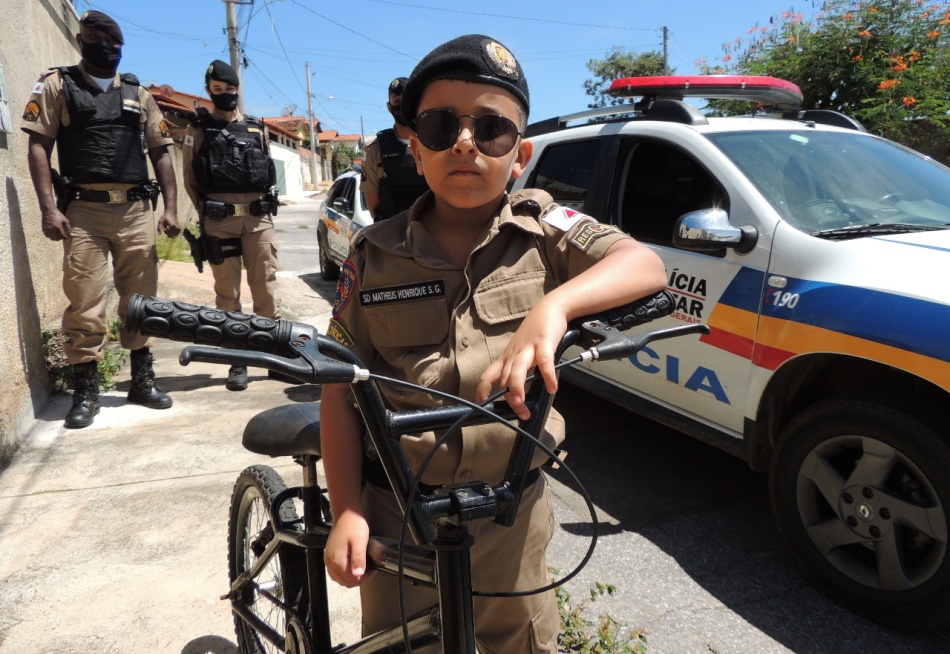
[473, 270, 547, 360]
[367, 298, 449, 349]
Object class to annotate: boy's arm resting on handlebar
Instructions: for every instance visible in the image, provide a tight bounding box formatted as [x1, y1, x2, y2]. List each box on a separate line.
[476, 239, 667, 419]
[321, 383, 374, 588]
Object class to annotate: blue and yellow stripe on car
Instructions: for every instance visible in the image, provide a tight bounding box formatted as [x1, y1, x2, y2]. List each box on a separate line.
[699, 268, 950, 391]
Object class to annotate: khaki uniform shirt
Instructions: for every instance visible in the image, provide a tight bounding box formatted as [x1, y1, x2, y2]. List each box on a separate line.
[180, 109, 273, 235]
[21, 62, 172, 190]
[359, 136, 386, 195]
[327, 188, 633, 485]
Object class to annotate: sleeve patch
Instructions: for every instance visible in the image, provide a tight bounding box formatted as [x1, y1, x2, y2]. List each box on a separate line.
[159, 120, 171, 139]
[326, 319, 354, 349]
[332, 261, 358, 318]
[32, 82, 45, 95]
[22, 100, 40, 122]
[542, 206, 586, 232]
[183, 134, 194, 147]
[569, 223, 622, 252]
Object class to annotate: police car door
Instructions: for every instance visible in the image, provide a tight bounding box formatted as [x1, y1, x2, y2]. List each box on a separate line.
[327, 176, 356, 261]
[597, 136, 775, 437]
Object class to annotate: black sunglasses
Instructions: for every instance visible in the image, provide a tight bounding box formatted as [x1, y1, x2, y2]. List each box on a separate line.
[414, 108, 522, 157]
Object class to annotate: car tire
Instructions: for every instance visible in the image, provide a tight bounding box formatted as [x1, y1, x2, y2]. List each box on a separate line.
[318, 232, 340, 281]
[769, 396, 950, 628]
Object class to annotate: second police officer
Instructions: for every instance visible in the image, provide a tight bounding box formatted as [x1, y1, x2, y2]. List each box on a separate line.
[361, 77, 429, 221]
[181, 60, 282, 391]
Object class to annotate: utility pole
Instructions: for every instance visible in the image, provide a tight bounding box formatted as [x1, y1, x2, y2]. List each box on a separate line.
[306, 62, 321, 190]
[360, 115, 365, 156]
[223, 0, 245, 113]
[662, 26, 669, 75]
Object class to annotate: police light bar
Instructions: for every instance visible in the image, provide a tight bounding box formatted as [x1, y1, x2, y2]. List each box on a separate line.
[608, 75, 803, 109]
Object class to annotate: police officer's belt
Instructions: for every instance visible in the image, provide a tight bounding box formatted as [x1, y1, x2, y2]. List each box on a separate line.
[67, 185, 156, 204]
[204, 199, 274, 218]
[362, 457, 541, 495]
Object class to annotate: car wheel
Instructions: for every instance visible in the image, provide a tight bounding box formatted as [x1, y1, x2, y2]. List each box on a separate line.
[318, 233, 340, 281]
[770, 396, 950, 628]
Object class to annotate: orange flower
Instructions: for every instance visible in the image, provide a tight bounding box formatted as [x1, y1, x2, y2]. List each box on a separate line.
[858, 29, 872, 37]
[878, 79, 897, 89]
[893, 63, 908, 72]
[843, 12, 854, 18]
[903, 96, 917, 107]
[928, 30, 941, 37]
[870, 6, 878, 11]
[853, 54, 863, 61]
[787, 36, 796, 42]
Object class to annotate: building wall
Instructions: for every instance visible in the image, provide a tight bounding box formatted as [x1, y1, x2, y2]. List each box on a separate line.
[269, 142, 304, 197]
[0, 0, 81, 455]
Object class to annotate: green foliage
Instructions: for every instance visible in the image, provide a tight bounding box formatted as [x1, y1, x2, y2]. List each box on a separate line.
[41, 317, 128, 392]
[704, 0, 950, 162]
[555, 575, 648, 654]
[583, 48, 670, 110]
[156, 225, 200, 262]
[331, 144, 358, 178]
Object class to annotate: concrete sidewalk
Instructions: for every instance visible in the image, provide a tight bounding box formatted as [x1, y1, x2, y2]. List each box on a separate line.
[0, 251, 361, 652]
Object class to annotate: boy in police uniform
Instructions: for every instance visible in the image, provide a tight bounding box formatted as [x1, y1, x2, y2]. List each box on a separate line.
[361, 76, 429, 221]
[22, 10, 180, 429]
[181, 60, 282, 391]
[320, 35, 667, 652]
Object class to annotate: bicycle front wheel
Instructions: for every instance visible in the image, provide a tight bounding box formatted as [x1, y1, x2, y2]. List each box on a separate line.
[228, 465, 310, 654]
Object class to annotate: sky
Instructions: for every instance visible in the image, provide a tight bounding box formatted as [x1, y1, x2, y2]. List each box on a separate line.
[72, 0, 816, 139]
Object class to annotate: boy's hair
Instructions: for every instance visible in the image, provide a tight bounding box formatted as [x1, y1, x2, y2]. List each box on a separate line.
[400, 34, 529, 127]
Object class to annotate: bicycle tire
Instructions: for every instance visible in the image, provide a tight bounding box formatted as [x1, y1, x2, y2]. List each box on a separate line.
[228, 465, 312, 653]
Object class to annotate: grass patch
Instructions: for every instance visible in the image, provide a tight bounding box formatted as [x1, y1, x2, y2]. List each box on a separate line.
[42, 316, 128, 392]
[556, 575, 648, 654]
[157, 225, 199, 262]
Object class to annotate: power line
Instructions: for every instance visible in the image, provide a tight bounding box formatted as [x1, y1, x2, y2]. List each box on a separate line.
[369, 0, 660, 32]
[289, 0, 414, 59]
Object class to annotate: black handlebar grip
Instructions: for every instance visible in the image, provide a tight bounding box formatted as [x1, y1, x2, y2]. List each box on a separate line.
[126, 294, 295, 356]
[596, 289, 676, 331]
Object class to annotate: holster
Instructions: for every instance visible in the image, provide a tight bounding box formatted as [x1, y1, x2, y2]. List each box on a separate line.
[50, 169, 73, 213]
[183, 226, 242, 273]
[202, 199, 228, 220]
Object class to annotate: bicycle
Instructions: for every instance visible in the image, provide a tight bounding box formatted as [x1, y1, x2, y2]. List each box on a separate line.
[127, 290, 707, 654]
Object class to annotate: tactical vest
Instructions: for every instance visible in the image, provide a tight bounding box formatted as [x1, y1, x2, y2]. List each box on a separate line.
[56, 66, 149, 184]
[377, 129, 429, 219]
[191, 108, 276, 193]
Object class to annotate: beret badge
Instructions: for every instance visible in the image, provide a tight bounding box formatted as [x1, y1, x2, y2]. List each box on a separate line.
[483, 40, 519, 80]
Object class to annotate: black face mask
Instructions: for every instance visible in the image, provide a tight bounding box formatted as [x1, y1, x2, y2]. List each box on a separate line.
[81, 41, 121, 72]
[390, 105, 408, 127]
[211, 91, 239, 112]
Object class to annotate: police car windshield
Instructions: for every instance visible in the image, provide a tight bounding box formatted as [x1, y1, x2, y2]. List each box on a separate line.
[707, 130, 950, 237]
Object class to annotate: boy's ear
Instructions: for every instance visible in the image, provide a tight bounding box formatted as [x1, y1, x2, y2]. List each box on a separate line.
[409, 134, 425, 176]
[509, 139, 533, 179]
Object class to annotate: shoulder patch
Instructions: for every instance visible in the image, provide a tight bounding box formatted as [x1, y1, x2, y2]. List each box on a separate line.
[32, 81, 45, 95]
[326, 319, 354, 349]
[159, 119, 171, 139]
[569, 222, 623, 252]
[543, 206, 587, 232]
[183, 134, 194, 147]
[332, 262, 358, 318]
[22, 100, 41, 122]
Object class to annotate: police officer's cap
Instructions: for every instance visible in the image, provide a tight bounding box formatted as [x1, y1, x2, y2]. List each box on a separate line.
[400, 34, 529, 125]
[205, 60, 240, 88]
[389, 77, 409, 96]
[79, 10, 124, 45]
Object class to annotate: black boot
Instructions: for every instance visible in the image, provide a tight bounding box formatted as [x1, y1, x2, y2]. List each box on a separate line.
[65, 361, 100, 429]
[227, 365, 249, 391]
[127, 347, 173, 409]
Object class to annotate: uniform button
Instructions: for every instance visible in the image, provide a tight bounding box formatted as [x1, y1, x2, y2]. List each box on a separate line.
[461, 336, 470, 347]
[461, 470, 472, 481]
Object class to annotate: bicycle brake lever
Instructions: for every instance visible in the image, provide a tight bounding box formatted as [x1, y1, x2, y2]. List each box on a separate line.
[581, 322, 710, 361]
[179, 345, 368, 383]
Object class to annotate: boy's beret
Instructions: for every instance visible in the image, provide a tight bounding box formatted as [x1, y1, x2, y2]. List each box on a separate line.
[79, 10, 124, 45]
[401, 34, 529, 124]
[205, 60, 240, 87]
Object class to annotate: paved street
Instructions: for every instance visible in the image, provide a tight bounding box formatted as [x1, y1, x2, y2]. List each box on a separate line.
[2, 192, 950, 652]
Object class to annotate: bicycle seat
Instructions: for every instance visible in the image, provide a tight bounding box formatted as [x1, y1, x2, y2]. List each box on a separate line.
[242, 401, 322, 458]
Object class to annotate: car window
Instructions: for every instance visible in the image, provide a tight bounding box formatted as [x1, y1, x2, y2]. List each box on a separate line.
[528, 139, 601, 210]
[708, 130, 950, 234]
[326, 178, 347, 205]
[616, 138, 726, 246]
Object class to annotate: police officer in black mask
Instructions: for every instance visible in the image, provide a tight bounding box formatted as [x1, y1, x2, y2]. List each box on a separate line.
[181, 60, 283, 392]
[361, 77, 430, 221]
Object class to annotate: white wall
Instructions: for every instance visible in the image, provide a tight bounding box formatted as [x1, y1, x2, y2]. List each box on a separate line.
[269, 142, 303, 197]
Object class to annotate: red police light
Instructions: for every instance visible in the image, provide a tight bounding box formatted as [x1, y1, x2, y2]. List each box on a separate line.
[608, 75, 803, 108]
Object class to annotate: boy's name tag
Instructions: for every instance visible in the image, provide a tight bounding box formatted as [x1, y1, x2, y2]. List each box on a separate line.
[360, 279, 446, 306]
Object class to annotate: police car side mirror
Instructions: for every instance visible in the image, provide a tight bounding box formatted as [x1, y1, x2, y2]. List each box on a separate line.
[673, 208, 757, 255]
[332, 197, 351, 213]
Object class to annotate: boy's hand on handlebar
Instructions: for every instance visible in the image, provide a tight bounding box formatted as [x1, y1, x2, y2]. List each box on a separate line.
[477, 300, 565, 420]
[325, 512, 373, 588]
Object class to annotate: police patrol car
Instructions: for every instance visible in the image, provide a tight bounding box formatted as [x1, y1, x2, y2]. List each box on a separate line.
[317, 167, 374, 281]
[511, 75, 950, 628]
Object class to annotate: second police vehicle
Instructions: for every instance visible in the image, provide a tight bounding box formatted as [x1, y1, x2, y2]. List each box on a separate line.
[511, 75, 950, 629]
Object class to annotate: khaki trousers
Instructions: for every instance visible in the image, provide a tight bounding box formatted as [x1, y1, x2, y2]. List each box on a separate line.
[61, 199, 156, 364]
[203, 215, 280, 319]
[360, 477, 560, 653]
